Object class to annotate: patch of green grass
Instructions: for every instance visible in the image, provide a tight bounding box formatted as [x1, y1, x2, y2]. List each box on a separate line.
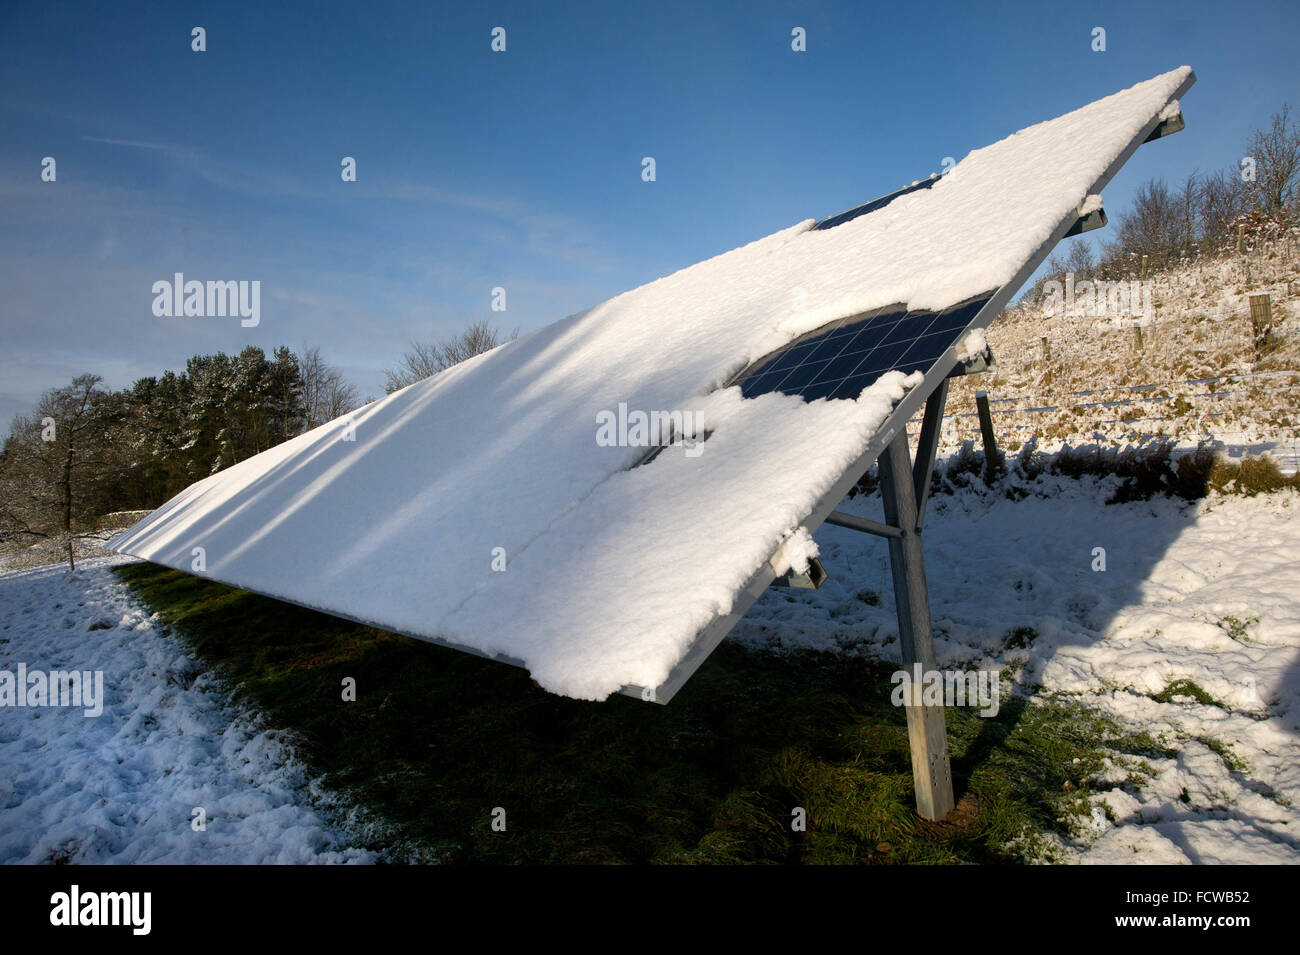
[1196, 736, 1249, 773]
[1216, 615, 1259, 643]
[1152, 679, 1223, 708]
[114, 562, 1163, 864]
[1207, 455, 1300, 496]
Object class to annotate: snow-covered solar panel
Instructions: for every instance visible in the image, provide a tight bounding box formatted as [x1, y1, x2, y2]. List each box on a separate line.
[110, 67, 1195, 703]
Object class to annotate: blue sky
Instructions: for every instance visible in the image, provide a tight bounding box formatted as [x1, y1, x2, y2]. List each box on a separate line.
[2, 0, 1297, 429]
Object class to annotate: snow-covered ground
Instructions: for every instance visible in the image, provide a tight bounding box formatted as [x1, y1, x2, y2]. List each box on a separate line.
[3, 474, 1297, 863]
[1205, 431, 1300, 475]
[0, 557, 372, 864]
[735, 474, 1300, 863]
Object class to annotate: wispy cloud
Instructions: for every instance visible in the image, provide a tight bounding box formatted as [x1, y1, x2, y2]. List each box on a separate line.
[79, 135, 173, 151]
[75, 134, 614, 269]
[79, 133, 311, 199]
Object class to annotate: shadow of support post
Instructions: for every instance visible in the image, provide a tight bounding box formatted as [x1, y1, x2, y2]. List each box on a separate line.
[879, 430, 955, 821]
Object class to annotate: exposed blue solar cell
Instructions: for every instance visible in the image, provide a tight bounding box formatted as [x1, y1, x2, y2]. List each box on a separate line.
[764, 341, 818, 373]
[819, 324, 861, 345]
[738, 293, 994, 403]
[852, 308, 905, 332]
[836, 323, 896, 357]
[905, 334, 955, 364]
[805, 334, 851, 365]
[798, 378, 843, 403]
[773, 358, 832, 393]
[853, 340, 912, 375]
[925, 298, 988, 333]
[810, 349, 870, 385]
[739, 372, 783, 398]
[880, 315, 933, 346]
[827, 372, 888, 401]
[813, 174, 942, 231]
[894, 360, 933, 377]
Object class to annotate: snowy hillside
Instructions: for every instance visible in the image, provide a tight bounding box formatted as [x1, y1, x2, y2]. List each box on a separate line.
[938, 243, 1300, 471]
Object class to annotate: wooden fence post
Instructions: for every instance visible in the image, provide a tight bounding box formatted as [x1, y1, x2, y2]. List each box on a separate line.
[1249, 294, 1273, 356]
[975, 390, 1002, 484]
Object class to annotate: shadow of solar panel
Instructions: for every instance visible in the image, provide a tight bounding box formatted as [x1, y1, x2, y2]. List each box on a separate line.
[739, 293, 994, 402]
[812, 173, 942, 231]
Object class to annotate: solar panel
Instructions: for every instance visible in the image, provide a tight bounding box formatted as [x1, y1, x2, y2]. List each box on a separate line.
[738, 293, 993, 402]
[108, 67, 1197, 705]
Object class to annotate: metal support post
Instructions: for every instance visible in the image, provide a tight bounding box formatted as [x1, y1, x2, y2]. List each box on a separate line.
[879, 429, 955, 821]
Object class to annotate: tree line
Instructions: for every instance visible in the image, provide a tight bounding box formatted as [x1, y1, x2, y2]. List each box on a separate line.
[1, 322, 517, 568]
[0, 344, 358, 566]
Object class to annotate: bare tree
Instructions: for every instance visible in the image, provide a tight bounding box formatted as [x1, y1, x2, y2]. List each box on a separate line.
[1247, 104, 1300, 218]
[1065, 238, 1095, 276]
[1022, 249, 1069, 303]
[0, 414, 51, 549]
[1175, 171, 1201, 259]
[0, 375, 115, 570]
[1108, 178, 1184, 273]
[297, 345, 360, 430]
[1200, 169, 1251, 249]
[323, 372, 360, 422]
[384, 319, 518, 393]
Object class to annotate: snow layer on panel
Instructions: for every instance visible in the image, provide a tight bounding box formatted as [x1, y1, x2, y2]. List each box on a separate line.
[109, 68, 1191, 700]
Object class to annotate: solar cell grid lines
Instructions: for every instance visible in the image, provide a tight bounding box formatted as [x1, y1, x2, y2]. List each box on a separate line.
[739, 293, 993, 402]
